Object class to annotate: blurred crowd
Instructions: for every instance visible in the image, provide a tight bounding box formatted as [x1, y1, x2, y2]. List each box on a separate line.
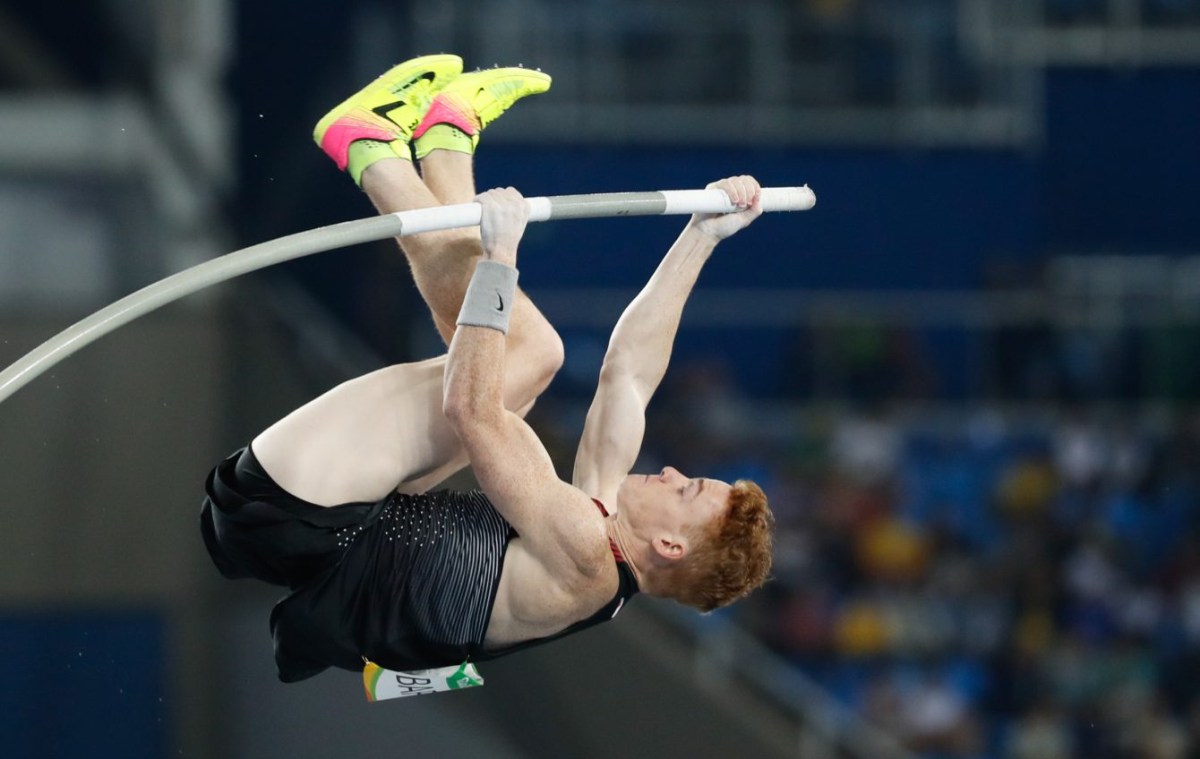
[631, 351, 1200, 758]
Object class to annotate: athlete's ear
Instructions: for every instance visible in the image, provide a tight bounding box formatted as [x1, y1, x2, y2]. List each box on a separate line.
[653, 536, 686, 562]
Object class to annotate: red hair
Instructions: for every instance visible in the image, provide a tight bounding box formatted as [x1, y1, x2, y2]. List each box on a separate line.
[652, 480, 774, 612]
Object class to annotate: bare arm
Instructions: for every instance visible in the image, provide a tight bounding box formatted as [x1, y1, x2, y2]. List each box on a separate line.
[444, 188, 606, 577]
[573, 176, 764, 503]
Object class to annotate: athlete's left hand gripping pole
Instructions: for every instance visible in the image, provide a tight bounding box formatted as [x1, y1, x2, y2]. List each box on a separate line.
[0, 186, 815, 404]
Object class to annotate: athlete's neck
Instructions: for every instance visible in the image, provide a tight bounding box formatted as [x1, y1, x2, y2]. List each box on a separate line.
[605, 513, 644, 586]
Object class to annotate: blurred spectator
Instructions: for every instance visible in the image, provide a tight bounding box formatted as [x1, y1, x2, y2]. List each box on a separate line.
[764, 583, 834, 659]
[832, 595, 891, 657]
[995, 455, 1057, 522]
[855, 516, 929, 584]
[897, 668, 983, 757]
[1053, 412, 1109, 492]
[1118, 694, 1190, 759]
[830, 407, 903, 487]
[1005, 698, 1075, 759]
[659, 399, 1200, 756]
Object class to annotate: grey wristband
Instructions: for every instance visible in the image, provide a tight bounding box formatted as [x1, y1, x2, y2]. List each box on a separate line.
[457, 260, 519, 334]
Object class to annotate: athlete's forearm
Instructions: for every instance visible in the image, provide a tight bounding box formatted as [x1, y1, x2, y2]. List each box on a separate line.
[443, 181, 524, 430]
[443, 257, 517, 432]
[602, 224, 717, 399]
[444, 324, 507, 432]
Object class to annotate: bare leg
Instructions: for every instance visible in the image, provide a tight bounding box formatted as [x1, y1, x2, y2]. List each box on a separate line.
[361, 152, 559, 361]
[252, 154, 563, 505]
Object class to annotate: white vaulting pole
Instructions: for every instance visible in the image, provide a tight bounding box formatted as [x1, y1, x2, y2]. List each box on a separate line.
[0, 185, 815, 404]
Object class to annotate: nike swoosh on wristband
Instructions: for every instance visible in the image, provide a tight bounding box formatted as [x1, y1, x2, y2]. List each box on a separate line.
[495, 293, 505, 312]
[370, 71, 438, 120]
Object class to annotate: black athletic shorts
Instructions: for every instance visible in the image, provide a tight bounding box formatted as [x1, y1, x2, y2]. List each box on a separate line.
[200, 446, 387, 590]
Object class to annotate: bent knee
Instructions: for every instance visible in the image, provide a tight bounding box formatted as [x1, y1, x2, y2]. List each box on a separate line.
[542, 325, 565, 375]
[502, 322, 563, 410]
[529, 323, 564, 390]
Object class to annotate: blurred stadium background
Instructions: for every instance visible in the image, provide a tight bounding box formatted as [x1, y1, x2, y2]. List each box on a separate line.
[2, 1, 1200, 757]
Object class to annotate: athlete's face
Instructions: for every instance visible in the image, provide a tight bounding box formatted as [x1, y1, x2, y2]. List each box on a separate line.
[619, 466, 731, 542]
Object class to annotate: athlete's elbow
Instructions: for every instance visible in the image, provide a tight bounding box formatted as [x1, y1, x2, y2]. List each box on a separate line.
[600, 335, 655, 382]
[444, 382, 500, 434]
[598, 353, 656, 401]
[442, 373, 475, 431]
[598, 343, 633, 382]
[443, 387, 472, 431]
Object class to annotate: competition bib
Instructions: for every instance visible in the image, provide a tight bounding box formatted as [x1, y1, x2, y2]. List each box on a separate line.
[363, 660, 484, 702]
